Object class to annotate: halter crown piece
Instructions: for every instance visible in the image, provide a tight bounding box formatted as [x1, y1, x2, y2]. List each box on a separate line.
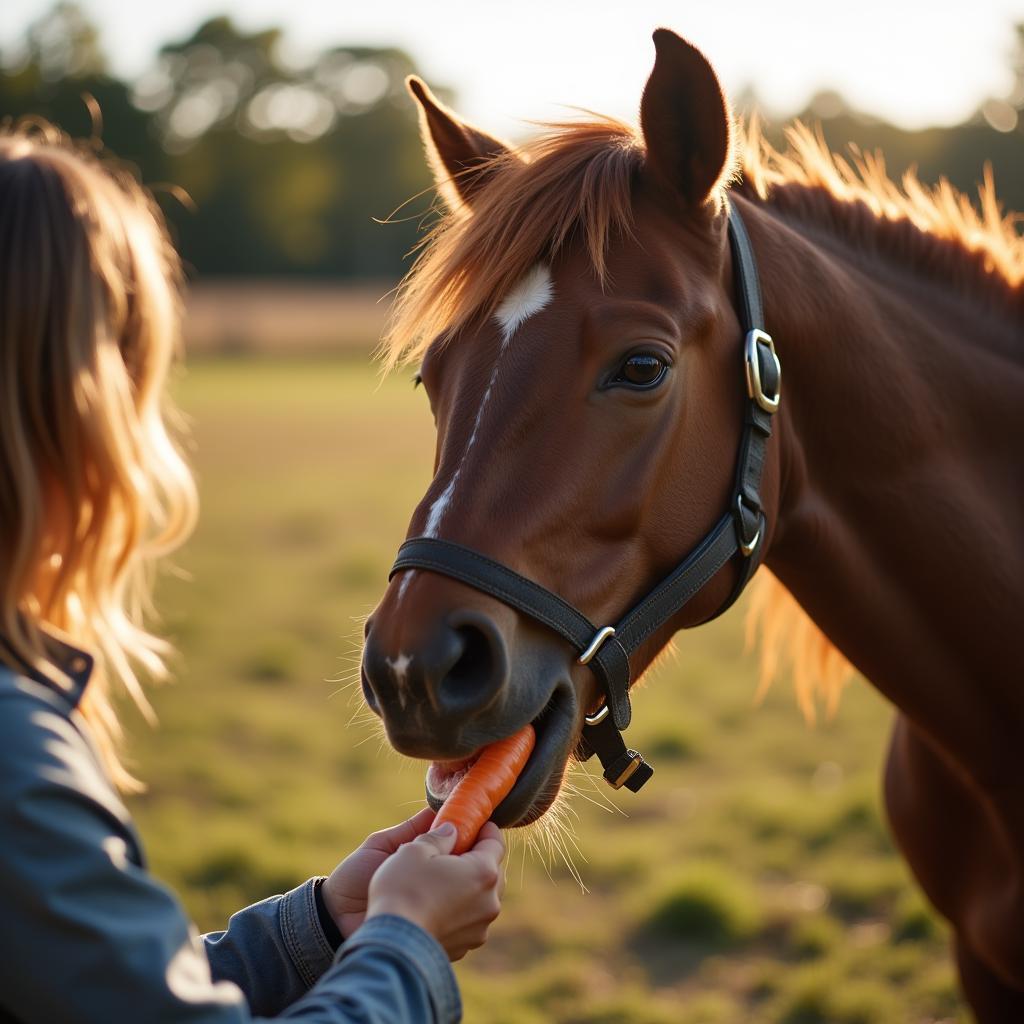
[390, 200, 781, 792]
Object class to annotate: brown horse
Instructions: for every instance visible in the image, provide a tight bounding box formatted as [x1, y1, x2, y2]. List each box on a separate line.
[360, 29, 1024, 1020]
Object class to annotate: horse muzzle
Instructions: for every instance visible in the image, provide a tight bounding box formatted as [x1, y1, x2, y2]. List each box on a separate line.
[361, 592, 581, 826]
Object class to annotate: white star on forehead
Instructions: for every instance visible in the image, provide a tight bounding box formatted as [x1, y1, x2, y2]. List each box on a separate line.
[494, 264, 554, 340]
[395, 264, 554, 604]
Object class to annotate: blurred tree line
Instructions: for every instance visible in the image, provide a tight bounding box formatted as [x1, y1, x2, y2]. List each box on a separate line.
[2, 3, 1023, 281]
[758, 23, 1024, 217]
[0, 3, 437, 278]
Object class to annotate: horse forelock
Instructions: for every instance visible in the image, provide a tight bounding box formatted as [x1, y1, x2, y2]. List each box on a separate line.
[381, 117, 646, 372]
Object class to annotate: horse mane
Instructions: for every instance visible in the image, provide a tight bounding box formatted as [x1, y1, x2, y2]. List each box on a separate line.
[382, 111, 1024, 722]
[736, 117, 1024, 317]
[737, 119, 1023, 720]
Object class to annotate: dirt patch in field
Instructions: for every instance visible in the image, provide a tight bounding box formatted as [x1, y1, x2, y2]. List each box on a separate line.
[184, 279, 396, 355]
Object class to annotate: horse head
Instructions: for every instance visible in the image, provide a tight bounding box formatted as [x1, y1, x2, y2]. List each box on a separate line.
[361, 29, 782, 828]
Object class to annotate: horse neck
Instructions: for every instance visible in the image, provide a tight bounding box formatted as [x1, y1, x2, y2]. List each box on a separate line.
[740, 191, 1024, 781]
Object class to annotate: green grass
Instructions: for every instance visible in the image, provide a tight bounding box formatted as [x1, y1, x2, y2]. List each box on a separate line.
[642, 862, 763, 947]
[126, 355, 964, 1023]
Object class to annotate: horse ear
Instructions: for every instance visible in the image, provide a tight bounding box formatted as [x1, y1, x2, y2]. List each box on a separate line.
[639, 29, 734, 208]
[407, 76, 512, 208]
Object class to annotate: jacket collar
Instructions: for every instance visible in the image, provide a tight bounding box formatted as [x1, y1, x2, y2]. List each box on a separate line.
[0, 626, 94, 709]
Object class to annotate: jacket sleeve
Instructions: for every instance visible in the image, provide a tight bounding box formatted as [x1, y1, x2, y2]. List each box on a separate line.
[0, 680, 461, 1024]
[202, 879, 338, 1014]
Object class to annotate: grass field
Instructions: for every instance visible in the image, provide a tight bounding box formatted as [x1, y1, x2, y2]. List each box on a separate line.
[127, 356, 966, 1024]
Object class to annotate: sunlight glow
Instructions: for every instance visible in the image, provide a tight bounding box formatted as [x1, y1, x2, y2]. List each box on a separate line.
[3, 0, 1023, 134]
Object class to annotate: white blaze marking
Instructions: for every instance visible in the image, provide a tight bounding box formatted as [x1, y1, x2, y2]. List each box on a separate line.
[423, 473, 459, 538]
[395, 265, 553, 602]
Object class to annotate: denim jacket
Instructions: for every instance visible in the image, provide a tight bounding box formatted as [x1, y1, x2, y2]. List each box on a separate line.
[0, 637, 461, 1023]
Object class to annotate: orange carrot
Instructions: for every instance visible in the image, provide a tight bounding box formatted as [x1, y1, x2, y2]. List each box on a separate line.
[433, 724, 536, 853]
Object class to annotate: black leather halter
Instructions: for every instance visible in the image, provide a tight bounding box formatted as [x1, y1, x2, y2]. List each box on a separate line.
[389, 201, 781, 794]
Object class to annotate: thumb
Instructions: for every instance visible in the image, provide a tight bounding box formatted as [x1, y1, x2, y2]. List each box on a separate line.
[414, 821, 458, 856]
[366, 807, 436, 853]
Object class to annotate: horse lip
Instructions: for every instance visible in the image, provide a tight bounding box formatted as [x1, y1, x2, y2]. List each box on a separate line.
[425, 755, 478, 808]
[415, 679, 577, 823]
[489, 683, 576, 828]
[421, 683, 576, 824]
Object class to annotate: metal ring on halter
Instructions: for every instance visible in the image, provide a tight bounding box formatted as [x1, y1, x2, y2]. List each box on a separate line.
[577, 625, 616, 666]
[744, 329, 781, 414]
[584, 702, 610, 727]
[736, 494, 761, 557]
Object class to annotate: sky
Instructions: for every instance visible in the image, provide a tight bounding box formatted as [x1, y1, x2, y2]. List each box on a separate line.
[3, 1, 1024, 137]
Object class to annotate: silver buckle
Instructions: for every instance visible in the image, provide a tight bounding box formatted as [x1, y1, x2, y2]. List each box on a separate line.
[577, 626, 616, 666]
[608, 752, 644, 789]
[744, 329, 781, 414]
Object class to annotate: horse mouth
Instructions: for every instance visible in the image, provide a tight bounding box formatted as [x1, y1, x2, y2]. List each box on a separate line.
[424, 683, 577, 828]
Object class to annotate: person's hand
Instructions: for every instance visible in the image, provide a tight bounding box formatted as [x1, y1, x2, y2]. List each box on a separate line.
[365, 819, 506, 961]
[322, 807, 437, 940]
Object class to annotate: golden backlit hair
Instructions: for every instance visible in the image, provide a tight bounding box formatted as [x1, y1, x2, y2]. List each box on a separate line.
[382, 111, 1024, 721]
[737, 117, 1023, 719]
[738, 117, 1024, 292]
[0, 122, 197, 789]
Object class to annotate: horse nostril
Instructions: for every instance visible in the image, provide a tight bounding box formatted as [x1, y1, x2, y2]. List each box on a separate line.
[360, 671, 380, 715]
[361, 610, 509, 725]
[437, 612, 508, 717]
[445, 624, 493, 687]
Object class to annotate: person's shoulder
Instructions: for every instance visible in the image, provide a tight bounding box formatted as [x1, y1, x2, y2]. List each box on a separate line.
[0, 663, 124, 815]
[0, 661, 82, 749]
[0, 659, 79, 717]
[0, 664, 149, 911]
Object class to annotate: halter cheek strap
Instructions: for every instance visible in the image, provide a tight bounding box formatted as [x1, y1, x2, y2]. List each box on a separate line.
[389, 201, 780, 792]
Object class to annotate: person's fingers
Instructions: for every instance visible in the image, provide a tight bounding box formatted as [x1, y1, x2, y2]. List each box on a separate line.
[467, 825, 505, 869]
[391, 807, 437, 844]
[412, 820, 458, 856]
[366, 807, 436, 853]
[407, 805, 438, 835]
[475, 821, 504, 852]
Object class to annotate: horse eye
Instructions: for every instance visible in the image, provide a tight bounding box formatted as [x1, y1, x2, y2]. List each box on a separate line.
[612, 353, 668, 389]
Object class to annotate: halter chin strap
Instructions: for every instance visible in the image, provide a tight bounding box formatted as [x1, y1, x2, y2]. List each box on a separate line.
[389, 200, 780, 793]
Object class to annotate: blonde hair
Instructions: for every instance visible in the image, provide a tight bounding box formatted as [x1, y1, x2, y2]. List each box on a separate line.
[0, 122, 197, 790]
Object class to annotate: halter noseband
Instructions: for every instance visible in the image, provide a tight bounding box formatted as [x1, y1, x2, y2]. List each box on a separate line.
[389, 201, 781, 793]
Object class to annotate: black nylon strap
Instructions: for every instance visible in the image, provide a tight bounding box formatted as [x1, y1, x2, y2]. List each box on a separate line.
[392, 514, 737, 734]
[574, 712, 653, 791]
[587, 635, 632, 730]
[391, 539, 601, 657]
[727, 199, 764, 331]
[613, 514, 736, 654]
[391, 538, 638, 730]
